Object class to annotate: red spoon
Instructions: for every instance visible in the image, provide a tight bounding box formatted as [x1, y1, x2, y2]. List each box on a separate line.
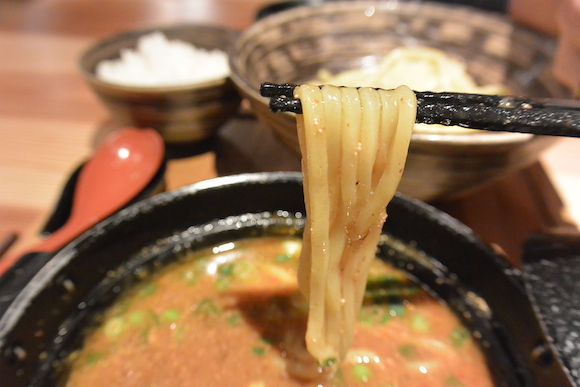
[0, 127, 165, 275]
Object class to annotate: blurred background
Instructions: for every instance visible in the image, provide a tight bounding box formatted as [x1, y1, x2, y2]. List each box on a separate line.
[0, 0, 579, 266]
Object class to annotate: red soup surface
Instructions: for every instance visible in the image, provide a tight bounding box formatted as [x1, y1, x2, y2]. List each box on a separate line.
[65, 236, 495, 387]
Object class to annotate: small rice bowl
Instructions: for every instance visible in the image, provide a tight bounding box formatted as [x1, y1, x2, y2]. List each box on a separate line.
[95, 31, 230, 87]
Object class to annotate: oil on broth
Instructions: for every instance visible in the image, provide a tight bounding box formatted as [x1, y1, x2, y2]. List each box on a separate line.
[65, 237, 494, 387]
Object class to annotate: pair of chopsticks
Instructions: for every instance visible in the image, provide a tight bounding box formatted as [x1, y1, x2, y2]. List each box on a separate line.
[260, 82, 580, 138]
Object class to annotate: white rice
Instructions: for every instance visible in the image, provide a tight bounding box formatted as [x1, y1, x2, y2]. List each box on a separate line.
[95, 31, 230, 87]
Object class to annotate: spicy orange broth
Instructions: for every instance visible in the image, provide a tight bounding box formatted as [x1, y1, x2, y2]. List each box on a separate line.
[65, 237, 494, 387]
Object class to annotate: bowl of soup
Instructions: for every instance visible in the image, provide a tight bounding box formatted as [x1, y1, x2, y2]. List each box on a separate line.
[229, 1, 570, 201]
[0, 172, 570, 386]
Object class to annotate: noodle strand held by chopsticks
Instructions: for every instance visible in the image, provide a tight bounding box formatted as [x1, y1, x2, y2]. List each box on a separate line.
[294, 84, 417, 365]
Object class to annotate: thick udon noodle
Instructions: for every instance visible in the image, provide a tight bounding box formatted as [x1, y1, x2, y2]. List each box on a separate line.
[294, 84, 416, 363]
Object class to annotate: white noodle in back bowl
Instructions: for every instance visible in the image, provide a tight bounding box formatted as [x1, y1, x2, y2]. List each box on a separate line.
[230, 1, 571, 201]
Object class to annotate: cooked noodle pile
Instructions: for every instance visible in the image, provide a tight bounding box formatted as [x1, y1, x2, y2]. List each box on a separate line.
[316, 47, 507, 134]
[294, 84, 417, 364]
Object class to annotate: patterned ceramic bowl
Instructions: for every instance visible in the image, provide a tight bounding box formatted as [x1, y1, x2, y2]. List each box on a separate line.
[80, 24, 241, 145]
[230, 1, 570, 201]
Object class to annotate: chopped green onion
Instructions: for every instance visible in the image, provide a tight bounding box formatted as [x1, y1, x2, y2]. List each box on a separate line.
[114, 300, 131, 316]
[227, 314, 241, 326]
[366, 274, 403, 287]
[103, 316, 125, 338]
[358, 306, 379, 325]
[139, 283, 157, 297]
[218, 263, 235, 276]
[182, 258, 210, 285]
[410, 314, 430, 332]
[218, 261, 254, 280]
[162, 309, 181, 322]
[380, 313, 392, 324]
[147, 309, 160, 326]
[140, 327, 151, 344]
[232, 261, 253, 278]
[320, 357, 338, 367]
[358, 315, 376, 325]
[215, 277, 230, 291]
[398, 344, 417, 359]
[129, 310, 146, 326]
[174, 326, 185, 342]
[182, 270, 199, 285]
[251, 347, 266, 356]
[351, 363, 372, 382]
[450, 327, 470, 348]
[445, 375, 466, 386]
[275, 254, 292, 263]
[194, 298, 219, 316]
[85, 352, 104, 366]
[389, 304, 405, 317]
[260, 336, 274, 345]
[358, 305, 393, 325]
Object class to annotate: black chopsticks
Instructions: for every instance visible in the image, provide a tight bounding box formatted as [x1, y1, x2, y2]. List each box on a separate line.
[260, 82, 580, 138]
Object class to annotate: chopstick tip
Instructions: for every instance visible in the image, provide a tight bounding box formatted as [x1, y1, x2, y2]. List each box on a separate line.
[260, 82, 297, 98]
[269, 95, 303, 114]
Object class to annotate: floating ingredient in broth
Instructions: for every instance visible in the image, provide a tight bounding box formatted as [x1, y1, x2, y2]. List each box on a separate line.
[316, 47, 508, 134]
[95, 31, 230, 87]
[65, 237, 495, 387]
[294, 84, 416, 364]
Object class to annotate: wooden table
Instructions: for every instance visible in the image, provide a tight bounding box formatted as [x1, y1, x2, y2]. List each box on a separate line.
[1, 0, 579, 268]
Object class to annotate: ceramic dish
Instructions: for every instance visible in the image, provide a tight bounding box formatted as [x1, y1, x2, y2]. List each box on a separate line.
[230, 1, 569, 201]
[80, 24, 241, 144]
[0, 172, 573, 386]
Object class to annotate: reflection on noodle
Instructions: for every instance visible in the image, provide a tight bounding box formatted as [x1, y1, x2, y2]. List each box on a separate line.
[294, 84, 416, 363]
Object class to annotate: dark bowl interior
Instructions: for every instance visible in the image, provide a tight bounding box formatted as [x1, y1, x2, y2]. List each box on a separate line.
[0, 172, 571, 386]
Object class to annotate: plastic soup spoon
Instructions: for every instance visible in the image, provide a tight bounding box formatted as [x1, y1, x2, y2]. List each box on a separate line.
[0, 127, 165, 275]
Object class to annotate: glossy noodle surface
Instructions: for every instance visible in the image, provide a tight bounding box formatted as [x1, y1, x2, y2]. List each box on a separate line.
[294, 84, 416, 363]
[65, 237, 494, 387]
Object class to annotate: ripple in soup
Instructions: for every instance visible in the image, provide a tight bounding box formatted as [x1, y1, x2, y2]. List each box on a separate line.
[65, 237, 494, 387]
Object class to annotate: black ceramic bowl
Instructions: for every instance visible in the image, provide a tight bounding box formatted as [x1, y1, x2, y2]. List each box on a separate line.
[0, 172, 571, 386]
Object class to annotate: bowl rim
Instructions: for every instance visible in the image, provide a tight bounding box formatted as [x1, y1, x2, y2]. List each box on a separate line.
[410, 130, 535, 145]
[1, 171, 568, 387]
[79, 23, 240, 93]
[229, 0, 558, 146]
